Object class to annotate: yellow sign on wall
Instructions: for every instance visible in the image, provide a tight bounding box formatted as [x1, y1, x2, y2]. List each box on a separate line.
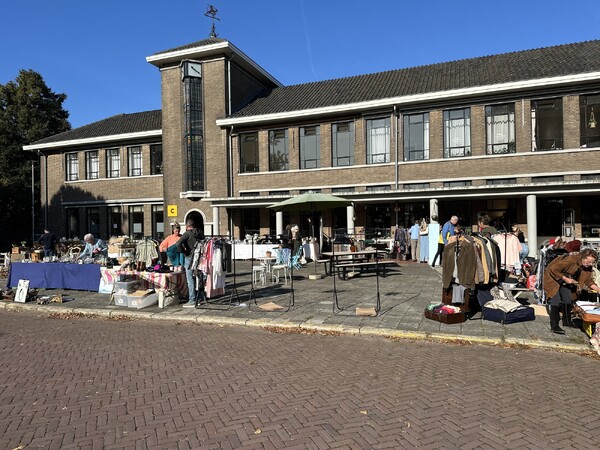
[167, 205, 178, 217]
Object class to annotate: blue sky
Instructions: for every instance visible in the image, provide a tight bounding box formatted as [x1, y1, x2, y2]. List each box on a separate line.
[2, 0, 599, 129]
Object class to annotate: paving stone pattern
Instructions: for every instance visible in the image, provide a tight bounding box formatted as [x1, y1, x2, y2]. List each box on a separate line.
[0, 310, 598, 449]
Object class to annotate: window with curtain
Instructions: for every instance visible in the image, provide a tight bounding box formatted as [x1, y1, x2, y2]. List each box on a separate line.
[106, 148, 120, 178]
[531, 98, 563, 151]
[269, 129, 288, 171]
[300, 125, 320, 169]
[152, 205, 164, 240]
[65, 152, 79, 181]
[366, 117, 390, 164]
[486, 104, 515, 154]
[85, 151, 99, 180]
[239, 132, 259, 173]
[128, 146, 142, 176]
[580, 94, 600, 148]
[444, 108, 471, 158]
[403, 113, 429, 161]
[332, 121, 354, 167]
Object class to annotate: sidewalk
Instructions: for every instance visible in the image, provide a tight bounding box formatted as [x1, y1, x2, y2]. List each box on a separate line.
[1, 261, 592, 353]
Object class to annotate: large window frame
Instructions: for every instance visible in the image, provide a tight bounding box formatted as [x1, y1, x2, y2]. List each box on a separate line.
[332, 121, 355, 167]
[580, 94, 600, 148]
[239, 132, 259, 173]
[531, 98, 563, 151]
[85, 150, 99, 180]
[86, 207, 100, 236]
[127, 146, 142, 177]
[65, 152, 79, 181]
[486, 103, 515, 154]
[106, 148, 120, 178]
[444, 108, 471, 158]
[403, 113, 430, 161]
[129, 205, 144, 239]
[268, 129, 289, 171]
[366, 117, 391, 164]
[108, 206, 122, 237]
[299, 125, 320, 169]
[152, 204, 164, 240]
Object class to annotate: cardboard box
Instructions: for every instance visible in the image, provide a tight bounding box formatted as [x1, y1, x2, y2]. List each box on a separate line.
[127, 291, 158, 309]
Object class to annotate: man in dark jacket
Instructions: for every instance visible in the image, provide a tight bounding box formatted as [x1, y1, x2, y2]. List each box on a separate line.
[38, 228, 58, 257]
[176, 219, 204, 307]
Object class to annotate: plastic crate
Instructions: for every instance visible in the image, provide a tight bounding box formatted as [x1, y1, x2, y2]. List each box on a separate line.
[127, 292, 158, 309]
[113, 293, 129, 307]
[114, 280, 141, 294]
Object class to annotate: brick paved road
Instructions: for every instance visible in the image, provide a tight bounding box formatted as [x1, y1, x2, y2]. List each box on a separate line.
[0, 310, 598, 449]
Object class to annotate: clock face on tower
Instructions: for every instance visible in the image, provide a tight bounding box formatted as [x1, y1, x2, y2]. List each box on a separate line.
[183, 61, 202, 79]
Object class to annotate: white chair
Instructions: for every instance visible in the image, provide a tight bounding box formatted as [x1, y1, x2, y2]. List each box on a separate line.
[271, 248, 291, 285]
[252, 264, 266, 285]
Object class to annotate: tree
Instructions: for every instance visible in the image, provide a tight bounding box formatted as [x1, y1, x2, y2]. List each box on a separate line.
[0, 69, 70, 250]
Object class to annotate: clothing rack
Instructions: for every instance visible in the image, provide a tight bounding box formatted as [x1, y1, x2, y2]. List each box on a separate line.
[192, 235, 239, 311]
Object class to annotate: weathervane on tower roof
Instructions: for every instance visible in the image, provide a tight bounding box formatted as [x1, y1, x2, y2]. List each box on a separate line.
[205, 4, 220, 38]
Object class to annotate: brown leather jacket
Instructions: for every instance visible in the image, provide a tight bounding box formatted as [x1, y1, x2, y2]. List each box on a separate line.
[543, 253, 594, 299]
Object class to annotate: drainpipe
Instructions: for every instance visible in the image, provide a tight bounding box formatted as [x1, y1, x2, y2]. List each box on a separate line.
[394, 105, 399, 190]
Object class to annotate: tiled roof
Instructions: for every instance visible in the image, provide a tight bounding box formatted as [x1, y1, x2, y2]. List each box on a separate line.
[230, 39, 600, 118]
[32, 110, 161, 145]
[151, 37, 227, 56]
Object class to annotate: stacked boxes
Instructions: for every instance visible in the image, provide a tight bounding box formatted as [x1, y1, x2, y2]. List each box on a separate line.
[113, 280, 141, 307]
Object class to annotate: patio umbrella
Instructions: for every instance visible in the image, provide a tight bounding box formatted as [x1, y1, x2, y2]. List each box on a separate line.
[267, 192, 351, 213]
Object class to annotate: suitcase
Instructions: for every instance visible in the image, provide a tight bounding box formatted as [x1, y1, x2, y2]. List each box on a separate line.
[482, 305, 535, 324]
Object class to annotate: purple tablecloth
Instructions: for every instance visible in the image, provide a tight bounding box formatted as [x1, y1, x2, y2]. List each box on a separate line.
[8, 262, 101, 291]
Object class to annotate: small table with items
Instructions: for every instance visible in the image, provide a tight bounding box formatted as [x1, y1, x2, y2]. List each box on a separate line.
[101, 267, 188, 305]
[573, 301, 600, 337]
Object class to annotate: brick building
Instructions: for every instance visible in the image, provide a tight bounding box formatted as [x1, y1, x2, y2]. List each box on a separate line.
[24, 38, 600, 252]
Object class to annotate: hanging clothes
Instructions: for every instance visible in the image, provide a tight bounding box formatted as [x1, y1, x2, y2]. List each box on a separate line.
[492, 233, 522, 272]
[135, 239, 159, 267]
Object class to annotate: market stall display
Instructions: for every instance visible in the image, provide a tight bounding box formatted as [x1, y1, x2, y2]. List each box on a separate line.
[8, 262, 102, 291]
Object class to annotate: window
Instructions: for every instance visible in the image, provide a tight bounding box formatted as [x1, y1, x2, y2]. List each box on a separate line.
[129, 205, 144, 239]
[332, 187, 355, 193]
[106, 148, 120, 178]
[300, 126, 320, 169]
[580, 94, 600, 148]
[85, 151, 99, 179]
[150, 144, 163, 175]
[239, 132, 259, 173]
[108, 206, 122, 237]
[403, 113, 429, 161]
[268, 190, 289, 196]
[183, 76, 204, 190]
[365, 185, 391, 191]
[86, 207, 100, 236]
[533, 175, 564, 183]
[299, 189, 321, 194]
[66, 208, 79, 239]
[366, 117, 390, 164]
[240, 192, 259, 197]
[332, 121, 354, 166]
[65, 153, 79, 181]
[128, 146, 142, 176]
[404, 183, 430, 190]
[443, 181, 472, 187]
[532, 98, 563, 151]
[269, 129, 288, 171]
[486, 178, 517, 185]
[152, 205, 164, 240]
[581, 173, 600, 181]
[444, 108, 471, 158]
[486, 104, 515, 154]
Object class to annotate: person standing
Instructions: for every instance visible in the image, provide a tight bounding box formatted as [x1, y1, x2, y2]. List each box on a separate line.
[431, 215, 458, 267]
[409, 220, 420, 261]
[419, 219, 429, 263]
[38, 228, 58, 257]
[176, 219, 204, 307]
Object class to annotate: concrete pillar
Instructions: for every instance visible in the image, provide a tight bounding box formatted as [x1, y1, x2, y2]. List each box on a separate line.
[276, 211, 283, 237]
[526, 194, 537, 257]
[212, 206, 220, 236]
[346, 205, 355, 236]
[430, 198, 439, 223]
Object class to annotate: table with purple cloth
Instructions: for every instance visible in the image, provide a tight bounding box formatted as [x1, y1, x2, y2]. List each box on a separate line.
[8, 262, 101, 291]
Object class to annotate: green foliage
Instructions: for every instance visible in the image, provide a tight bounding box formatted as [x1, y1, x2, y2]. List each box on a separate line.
[0, 70, 71, 250]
